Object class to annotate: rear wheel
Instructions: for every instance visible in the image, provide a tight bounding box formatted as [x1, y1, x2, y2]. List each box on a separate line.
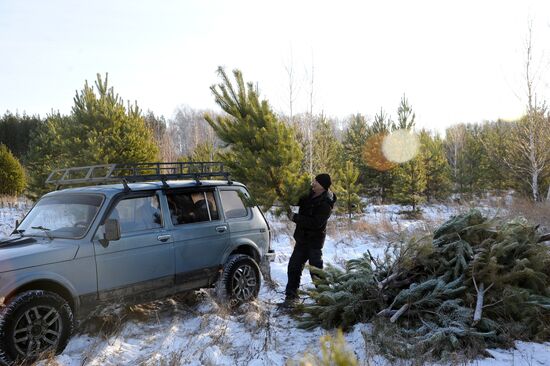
[221, 254, 261, 304]
[0, 290, 73, 364]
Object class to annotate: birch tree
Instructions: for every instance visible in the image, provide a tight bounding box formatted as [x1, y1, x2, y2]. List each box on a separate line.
[444, 124, 466, 195]
[502, 24, 550, 201]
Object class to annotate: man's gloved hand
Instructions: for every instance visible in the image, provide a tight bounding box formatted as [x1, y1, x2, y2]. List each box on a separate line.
[286, 208, 295, 222]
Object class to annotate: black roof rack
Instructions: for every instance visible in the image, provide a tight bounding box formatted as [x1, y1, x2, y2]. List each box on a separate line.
[46, 162, 232, 190]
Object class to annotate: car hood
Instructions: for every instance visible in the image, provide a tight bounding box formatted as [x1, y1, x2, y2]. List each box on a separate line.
[0, 236, 78, 273]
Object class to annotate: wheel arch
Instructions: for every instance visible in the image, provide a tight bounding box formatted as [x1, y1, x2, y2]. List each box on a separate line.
[226, 241, 261, 264]
[5, 279, 77, 315]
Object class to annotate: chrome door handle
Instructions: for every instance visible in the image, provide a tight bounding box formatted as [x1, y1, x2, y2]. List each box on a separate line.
[157, 234, 171, 242]
[216, 226, 227, 233]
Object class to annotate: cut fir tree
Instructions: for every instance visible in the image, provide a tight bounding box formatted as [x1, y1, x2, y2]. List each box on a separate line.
[297, 209, 550, 361]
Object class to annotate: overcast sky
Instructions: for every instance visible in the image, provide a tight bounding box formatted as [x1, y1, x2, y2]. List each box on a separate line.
[1, 0, 550, 133]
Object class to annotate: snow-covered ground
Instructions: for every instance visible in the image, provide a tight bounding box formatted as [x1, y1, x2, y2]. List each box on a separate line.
[1, 203, 549, 365]
[0, 201, 28, 238]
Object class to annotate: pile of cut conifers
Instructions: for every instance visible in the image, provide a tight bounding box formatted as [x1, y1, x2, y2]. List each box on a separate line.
[298, 210, 550, 360]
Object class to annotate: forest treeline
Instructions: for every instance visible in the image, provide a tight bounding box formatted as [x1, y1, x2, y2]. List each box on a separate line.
[1, 72, 549, 208]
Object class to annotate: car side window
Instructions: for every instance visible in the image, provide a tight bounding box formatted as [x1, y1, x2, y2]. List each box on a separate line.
[204, 191, 219, 221]
[167, 191, 219, 225]
[108, 195, 162, 233]
[220, 190, 248, 219]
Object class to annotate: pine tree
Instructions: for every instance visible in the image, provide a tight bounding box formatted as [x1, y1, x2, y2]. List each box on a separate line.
[179, 141, 220, 163]
[395, 94, 415, 130]
[342, 114, 369, 188]
[387, 96, 424, 209]
[460, 125, 491, 196]
[390, 155, 426, 211]
[362, 97, 417, 203]
[294, 329, 359, 366]
[312, 116, 343, 178]
[0, 144, 26, 195]
[26, 113, 75, 198]
[26, 74, 159, 197]
[71, 73, 159, 165]
[363, 110, 396, 202]
[420, 131, 451, 202]
[143, 110, 167, 144]
[445, 124, 491, 198]
[205, 67, 309, 210]
[0, 112, 42, 161]
[368, 108, 395, 135]
[333, 161, 362, 219]
[480, 120, 514, 194]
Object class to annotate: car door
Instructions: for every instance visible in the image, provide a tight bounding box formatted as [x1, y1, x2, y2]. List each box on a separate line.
[93, 192, 175, 301]
[218, 187, 268, 255]
[166, 188, 229, 287]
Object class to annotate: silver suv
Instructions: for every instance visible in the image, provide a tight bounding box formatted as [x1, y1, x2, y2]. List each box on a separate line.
[0, 163, 273, 364]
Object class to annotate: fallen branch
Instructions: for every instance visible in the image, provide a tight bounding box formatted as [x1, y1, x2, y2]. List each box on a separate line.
[473, 282, 485, 324]
[367, 250, 382, 270]
[390, 303, 409, 323]
[473, 281, 494, 324]
[483, 299, 503, 309]
[378, 272, 400, 289]
[377, 308, 395, 317]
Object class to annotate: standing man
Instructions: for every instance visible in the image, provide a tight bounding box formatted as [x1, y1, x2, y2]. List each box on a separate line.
[281, 173, 337, 308]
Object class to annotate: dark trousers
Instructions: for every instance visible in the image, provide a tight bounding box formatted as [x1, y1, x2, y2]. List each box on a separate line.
[285, 241, 323, 299]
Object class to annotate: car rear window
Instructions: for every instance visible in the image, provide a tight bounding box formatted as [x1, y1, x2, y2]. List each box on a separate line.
[219, 190, 248, 219]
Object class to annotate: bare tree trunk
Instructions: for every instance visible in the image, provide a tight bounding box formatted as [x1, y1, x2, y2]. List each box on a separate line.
[308, 115, 313, 176]
[445, 124, 465, 196]
[526, 23, 542, 202]
[307, 54, 315, 176]
[284, 47, 297, 125]
[532, 168, 539, 201]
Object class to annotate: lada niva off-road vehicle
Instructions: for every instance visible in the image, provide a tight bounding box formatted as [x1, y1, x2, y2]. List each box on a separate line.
[0, 162, 274, 364]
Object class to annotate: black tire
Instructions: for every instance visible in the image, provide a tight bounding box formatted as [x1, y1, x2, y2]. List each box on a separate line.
[221, 254, 261, 304]
[0, 290, 73, 365]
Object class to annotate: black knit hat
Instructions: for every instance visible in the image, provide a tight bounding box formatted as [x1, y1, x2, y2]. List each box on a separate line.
[315, 173, 332, 190]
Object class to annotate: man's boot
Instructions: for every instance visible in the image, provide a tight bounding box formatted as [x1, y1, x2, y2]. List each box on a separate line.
[277, 296, 298, 309]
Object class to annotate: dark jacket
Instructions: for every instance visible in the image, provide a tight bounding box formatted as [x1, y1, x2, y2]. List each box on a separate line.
[291, 189, 337, 248]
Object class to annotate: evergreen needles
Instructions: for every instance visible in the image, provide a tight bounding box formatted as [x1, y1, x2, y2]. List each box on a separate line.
[205, 67, 310, 212]
[298, 209, 550, 361]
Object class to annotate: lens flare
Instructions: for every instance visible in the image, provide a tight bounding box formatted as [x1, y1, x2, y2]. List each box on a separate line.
[362, 133, 396, 171]
[382, 129, 420, 163]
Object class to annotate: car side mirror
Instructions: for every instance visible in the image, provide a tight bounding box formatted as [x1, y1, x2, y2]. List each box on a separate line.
[99, 219, 121, 247]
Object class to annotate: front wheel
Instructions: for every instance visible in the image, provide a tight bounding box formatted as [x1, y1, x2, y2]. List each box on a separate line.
[0, 290, 73, 365]
[221, 254, 261, 304]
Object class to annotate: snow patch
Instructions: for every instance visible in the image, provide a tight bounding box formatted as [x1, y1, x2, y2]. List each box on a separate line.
[1, 202, 545, 365]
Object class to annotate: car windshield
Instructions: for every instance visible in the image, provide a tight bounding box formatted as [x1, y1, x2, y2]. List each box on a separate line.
[18, 194, 104, 239]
